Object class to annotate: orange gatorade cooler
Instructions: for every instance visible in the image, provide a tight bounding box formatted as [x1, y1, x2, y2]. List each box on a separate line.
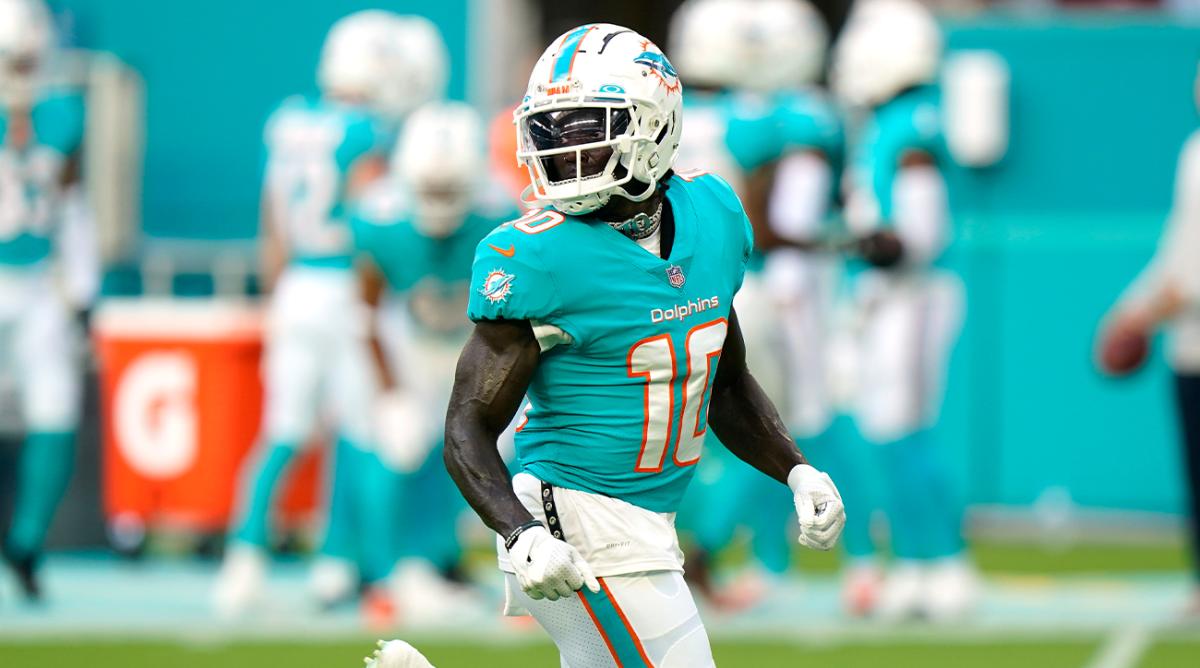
[94, 299, 322, 533]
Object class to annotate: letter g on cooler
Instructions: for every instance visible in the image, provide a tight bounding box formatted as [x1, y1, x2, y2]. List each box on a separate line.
[114, 351, 199, 479]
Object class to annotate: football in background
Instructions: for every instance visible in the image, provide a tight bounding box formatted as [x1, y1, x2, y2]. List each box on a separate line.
[1098, 325, 1150, 377]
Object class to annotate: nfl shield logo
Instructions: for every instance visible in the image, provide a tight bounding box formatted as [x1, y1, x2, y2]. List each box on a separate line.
[666, 264, 686, 289]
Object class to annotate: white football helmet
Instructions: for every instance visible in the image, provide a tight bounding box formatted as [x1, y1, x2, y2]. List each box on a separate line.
[318, 10, 402, 104]
[0, 0, 52, 78]
[668, 0, 744, 89]
[830, 0, 942, 108]
[379, 16, 449, 119]
[394, 101, 483, 237]
[737, 0, 828, 91]
[515, 24, 683, 215]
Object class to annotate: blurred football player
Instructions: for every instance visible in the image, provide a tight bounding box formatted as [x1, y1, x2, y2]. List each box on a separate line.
[0, 0, 89, 602]
[351, 101, 516, 623]
[1098, 61, 1200, 613]
[668, 0, 843, 608]
[830, 0, 974, 620]
[444, 25, 844, 666]
[214, 10, 444, 616]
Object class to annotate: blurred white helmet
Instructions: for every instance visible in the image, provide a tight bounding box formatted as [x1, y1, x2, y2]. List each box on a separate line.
[318, 10, 403, 106]
[0, 0, 53, 75]
[379, 16, 449, 119]
[668, 0, 744, 89]
[515, 24, 683, 215]
[395, 101, 483, 237]
[831, 0, 942, 108]
[737, 0, 828, 91]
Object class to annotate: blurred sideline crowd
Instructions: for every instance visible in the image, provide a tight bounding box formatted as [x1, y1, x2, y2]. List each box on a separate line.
[1, 0, 1199, 630]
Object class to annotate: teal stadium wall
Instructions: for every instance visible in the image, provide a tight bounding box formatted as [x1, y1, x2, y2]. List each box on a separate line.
[49, 0, 469, 240]
[48, 3, 1200, 515]
[942, 14, 1200, 514]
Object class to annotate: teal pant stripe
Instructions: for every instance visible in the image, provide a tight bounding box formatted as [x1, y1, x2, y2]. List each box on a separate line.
[580, 580, 650, 667]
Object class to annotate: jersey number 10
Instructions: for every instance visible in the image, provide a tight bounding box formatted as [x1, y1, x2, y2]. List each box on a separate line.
[627, 318, 728, 473]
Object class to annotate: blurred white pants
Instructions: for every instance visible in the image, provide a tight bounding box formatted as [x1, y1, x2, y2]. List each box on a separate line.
[0, 266, 80, 431]
[733, 271, 788, 409]
[765, 250, 840, 438]
[851, 269, 964, 443]
[263, 266, 376, 446]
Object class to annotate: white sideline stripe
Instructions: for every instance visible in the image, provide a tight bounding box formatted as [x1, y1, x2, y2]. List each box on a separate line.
[1083, 626, 1152, 668]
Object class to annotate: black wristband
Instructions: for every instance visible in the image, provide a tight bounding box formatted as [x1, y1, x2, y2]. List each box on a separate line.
[504, 520, 545, 551]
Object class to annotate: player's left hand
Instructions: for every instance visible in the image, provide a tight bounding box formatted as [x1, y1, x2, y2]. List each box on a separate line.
[788, 464, 845, 551]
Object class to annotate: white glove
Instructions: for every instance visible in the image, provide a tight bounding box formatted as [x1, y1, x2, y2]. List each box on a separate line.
[374, 390, 431, 472]
[507, 525, 600, 601]
[788, 464, 846, 551]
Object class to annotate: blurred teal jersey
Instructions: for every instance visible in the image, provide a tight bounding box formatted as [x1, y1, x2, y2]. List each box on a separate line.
[467, 172, 753, 513]
[848, 85, 948, 224]
[677, 91, 775, 189]
[263, 95, 388, 270]
[352, 185, 516, 337]
[0, 89, 85, 266]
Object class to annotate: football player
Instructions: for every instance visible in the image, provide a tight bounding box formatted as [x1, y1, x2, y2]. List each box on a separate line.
[0, 0, 88, 602]
[444, 25, 845, 666]
[830, 0, 974, 620]
[1097, 61, 1200, 614]
[214, 10, 442, 616]
[351, 100, 516, 622]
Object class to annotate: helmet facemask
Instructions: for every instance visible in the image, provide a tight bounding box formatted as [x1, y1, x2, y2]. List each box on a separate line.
[515, 92, 674, 215]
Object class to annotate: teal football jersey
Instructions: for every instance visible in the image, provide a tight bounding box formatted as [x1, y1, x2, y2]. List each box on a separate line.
[353, 185, 516, 336]
[677, 90, 776, 190]
[263, 95, 388, 270]
[0, 88, 85, 266]
[467, 172, 753, 513]
[847, 85, 948, 224]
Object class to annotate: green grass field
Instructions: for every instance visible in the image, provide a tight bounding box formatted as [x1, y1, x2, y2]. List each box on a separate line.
[0, 539, 1195, 667]
[3, 638, 1200, 668]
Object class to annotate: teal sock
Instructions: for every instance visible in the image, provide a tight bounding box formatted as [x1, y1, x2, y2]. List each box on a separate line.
[6, 431, 75, 559]
[748, 473, 792, 574]
[879, 431, 965, 560]
[232, 441, 300, 547]
[318, 438, 358, 562]
[352, 443, 402, 585]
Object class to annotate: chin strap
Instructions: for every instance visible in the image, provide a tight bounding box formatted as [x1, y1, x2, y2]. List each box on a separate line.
[606, 199, 663, 240]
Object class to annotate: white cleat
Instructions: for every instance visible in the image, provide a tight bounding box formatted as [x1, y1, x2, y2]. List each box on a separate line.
[875, 562, 925, 622]
[213, 544, 268, 618]
[310, 557, 359, 609]
[364, 639, 436, 668]
[391, 559, 482, 626]
[922, 558, 980, 622]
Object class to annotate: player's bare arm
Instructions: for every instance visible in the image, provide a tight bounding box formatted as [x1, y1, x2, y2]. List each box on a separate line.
[444, 319, 600, 600]
[708, 308, 807, 482]
[443, 318, 541, 538]
[710, 308, 846, 551]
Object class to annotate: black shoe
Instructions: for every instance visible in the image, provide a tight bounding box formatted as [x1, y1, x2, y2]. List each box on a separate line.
[2, 544, 42, 602]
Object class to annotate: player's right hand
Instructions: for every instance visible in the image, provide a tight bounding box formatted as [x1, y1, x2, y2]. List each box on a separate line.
[508, 525, 600, 601]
